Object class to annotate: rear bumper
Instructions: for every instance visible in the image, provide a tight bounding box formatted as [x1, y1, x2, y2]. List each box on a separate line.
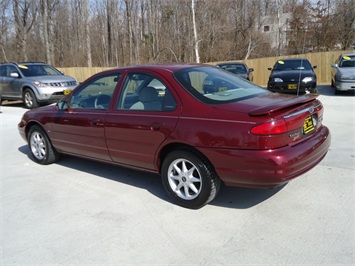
[200, 126, 331, 188]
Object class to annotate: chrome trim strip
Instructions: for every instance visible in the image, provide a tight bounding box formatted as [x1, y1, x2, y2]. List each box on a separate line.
[284, 102, 321, 118]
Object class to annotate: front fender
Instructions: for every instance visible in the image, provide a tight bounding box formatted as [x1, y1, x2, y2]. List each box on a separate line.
[21, 83, 40, 98]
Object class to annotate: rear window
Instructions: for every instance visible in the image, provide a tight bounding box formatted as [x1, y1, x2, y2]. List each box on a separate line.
[173, 66, 267, 104]
[218, 64, 247, 74]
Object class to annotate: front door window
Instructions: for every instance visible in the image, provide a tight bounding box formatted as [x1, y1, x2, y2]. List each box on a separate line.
[70, 74, 121, 110]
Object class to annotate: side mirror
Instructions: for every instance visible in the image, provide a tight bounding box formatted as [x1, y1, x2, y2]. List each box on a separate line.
[249, 68, 254, 73]
[331, 64, 338, 68]
[313, 65, 317, 69]
[57, 101, 69, 110]
[267, 67, 272, 71]
[10, 72, 19, 78]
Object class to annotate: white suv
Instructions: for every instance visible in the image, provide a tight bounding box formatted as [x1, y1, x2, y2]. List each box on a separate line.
[0, 62, 78, 108]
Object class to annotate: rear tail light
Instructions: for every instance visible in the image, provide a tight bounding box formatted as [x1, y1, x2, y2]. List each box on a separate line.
[251, 118, 288, 135]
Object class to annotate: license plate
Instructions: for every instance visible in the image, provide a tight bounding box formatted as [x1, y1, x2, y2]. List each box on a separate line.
[63, 89, 72, 95]
[303, 116, 315, 134]
[288, 84, 297, 89]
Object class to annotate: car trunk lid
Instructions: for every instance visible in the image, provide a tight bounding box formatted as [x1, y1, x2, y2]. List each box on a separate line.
[214, 93, 324, 149]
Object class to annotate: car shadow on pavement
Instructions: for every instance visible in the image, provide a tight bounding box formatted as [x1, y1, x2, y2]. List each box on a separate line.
[18, 145, 170, 201]
[211, 183, 285, 209]
[18, 146, 285, 210]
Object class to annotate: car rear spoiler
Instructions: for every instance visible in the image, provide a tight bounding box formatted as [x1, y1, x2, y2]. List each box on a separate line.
[248, 94, 319, 116]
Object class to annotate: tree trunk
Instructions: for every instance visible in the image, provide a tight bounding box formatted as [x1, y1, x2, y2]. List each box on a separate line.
[192, 0, 200, 63]
[83, 0, 92, 67]
[41, 0, 51, 64]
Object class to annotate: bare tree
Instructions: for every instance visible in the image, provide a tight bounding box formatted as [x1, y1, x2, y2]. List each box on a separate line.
[333, 0, 355, 50]
[83, 0, 92, 67]
[40, 0, 60, 64]
[308, 0, 337, 51]
[106, 0, 116, 66]
[2, 0, 353, 67]
[288, 1, 312, 54]
[243, 0, 270, 59]
[0, 0, 10, 62]
[53, 0, 72, 66]
[124, 0, 134, 65]
[13, 0, 37, 61]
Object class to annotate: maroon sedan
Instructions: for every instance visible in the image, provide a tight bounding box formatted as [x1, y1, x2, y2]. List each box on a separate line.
[18, 64, 331, 209]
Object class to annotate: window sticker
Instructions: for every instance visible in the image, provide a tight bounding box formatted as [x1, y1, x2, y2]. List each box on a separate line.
[343, 56, 351, 60]
[278, 60, 285, 64]
[18, 65, 28, 69]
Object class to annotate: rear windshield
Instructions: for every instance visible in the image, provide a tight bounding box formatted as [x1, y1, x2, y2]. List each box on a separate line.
[173, 66, 267, 104]
[218, 64, 247, 74]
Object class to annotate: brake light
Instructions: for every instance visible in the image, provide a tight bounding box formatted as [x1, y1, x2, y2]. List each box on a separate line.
[251, 119, 288, 135]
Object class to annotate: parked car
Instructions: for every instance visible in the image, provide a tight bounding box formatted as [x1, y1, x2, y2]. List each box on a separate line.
[267, 58, 318, 94]
[0, 62, 78, 109]
[216, 62, 254, 81]
[18, 64, 331, 209]
[331, 53, 355, 94]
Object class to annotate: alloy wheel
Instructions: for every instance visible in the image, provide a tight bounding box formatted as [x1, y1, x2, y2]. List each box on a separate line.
[30, 131, 46, 160]
[167, 158, 202, 200]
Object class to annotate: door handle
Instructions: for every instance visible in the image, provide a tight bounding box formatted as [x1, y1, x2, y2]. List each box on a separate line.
[91, 119, 104, 126]
[151, 123, 161, 130]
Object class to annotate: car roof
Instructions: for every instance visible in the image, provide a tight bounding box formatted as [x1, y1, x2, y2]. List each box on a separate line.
[99, 63, 210, 74]
[0, 61, 47, 66]
[277, 58, 309, 62]
[17, 62, 47, 65]
[217, 62, 246, 65]
[340, 53, 355, 57]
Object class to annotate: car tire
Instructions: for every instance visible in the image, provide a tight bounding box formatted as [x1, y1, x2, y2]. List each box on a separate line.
[161, 149, 221, 209]
[28, 125, 59, 165]
[23, 88, 38, 109]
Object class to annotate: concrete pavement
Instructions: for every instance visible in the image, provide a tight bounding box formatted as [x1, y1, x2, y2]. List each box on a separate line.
[1, 85, 354, 265]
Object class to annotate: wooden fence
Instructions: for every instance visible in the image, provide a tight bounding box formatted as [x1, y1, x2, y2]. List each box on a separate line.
[58, 49, 355, 86]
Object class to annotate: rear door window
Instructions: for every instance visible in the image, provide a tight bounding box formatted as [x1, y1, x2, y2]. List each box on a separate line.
[117, 73, 177, 111]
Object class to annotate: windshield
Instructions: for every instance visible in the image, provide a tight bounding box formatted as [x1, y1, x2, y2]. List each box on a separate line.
[274, 59, 312, 71]
[173, 66, 267, 104]
[18, 64, 63, 77]
[340, 55, 355, 67]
